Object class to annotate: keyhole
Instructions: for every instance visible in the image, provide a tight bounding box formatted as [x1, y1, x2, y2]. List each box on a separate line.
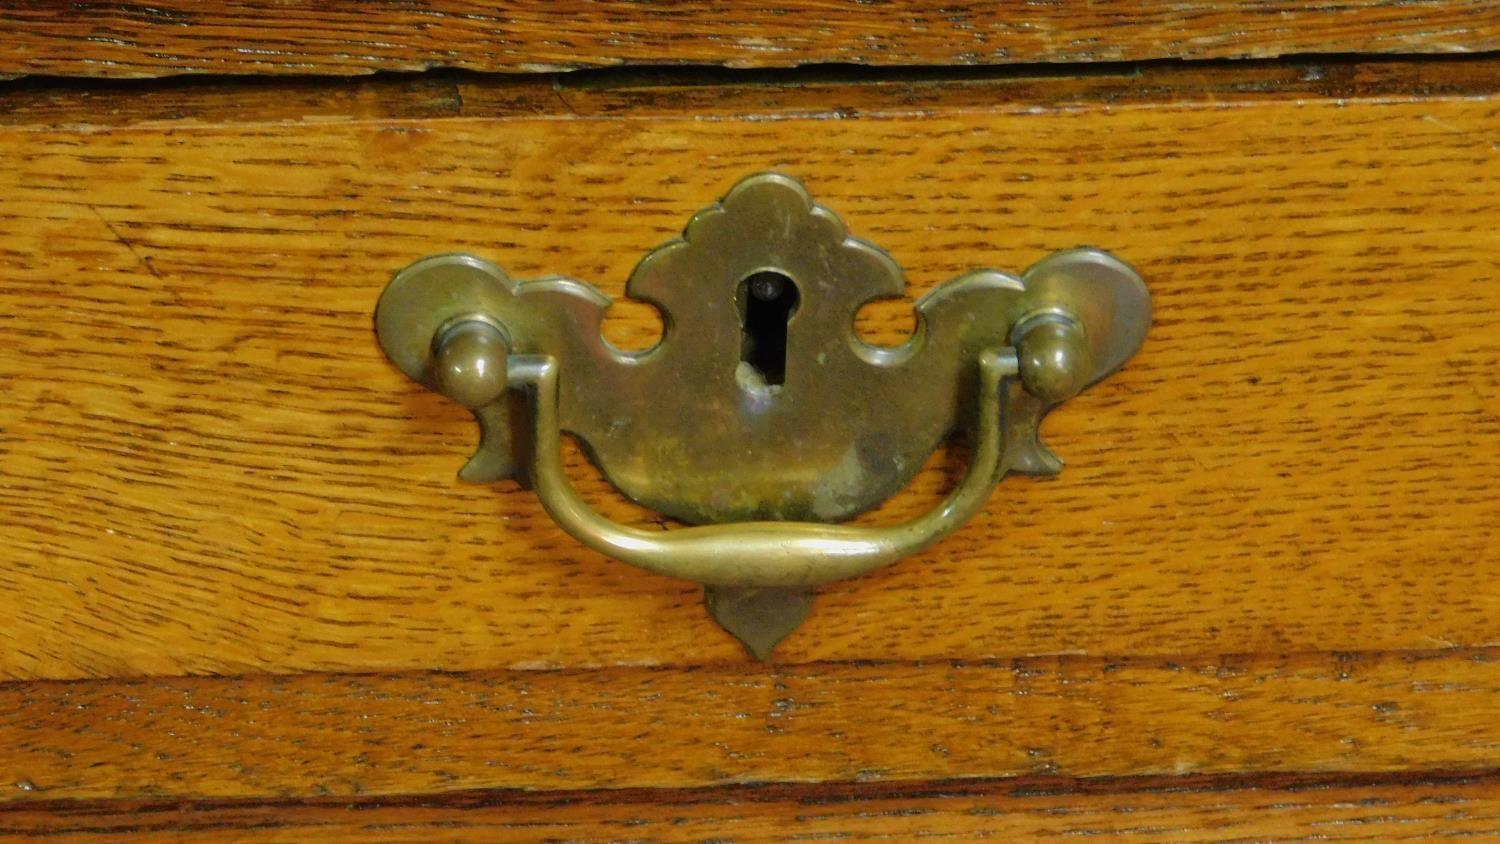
[739, 271, 800, 387]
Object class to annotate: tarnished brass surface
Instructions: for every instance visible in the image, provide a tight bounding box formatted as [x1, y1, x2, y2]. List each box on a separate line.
[503, 347, 1016, 589]
[375, 173, 1150, 656]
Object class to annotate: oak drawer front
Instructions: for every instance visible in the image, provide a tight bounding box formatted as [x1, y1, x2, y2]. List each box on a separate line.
[3, 1, 1499, 79]
[2, 64, 1497, 685]
[1, 60, 1499, 825]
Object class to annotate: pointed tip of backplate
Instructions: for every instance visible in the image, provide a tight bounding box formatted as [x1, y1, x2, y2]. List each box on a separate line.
[704, 587, 815, 660]
[1010, 430, 1064, 476]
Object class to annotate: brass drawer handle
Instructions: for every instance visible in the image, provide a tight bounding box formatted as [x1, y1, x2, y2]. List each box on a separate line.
[376, 173, 1149, 657]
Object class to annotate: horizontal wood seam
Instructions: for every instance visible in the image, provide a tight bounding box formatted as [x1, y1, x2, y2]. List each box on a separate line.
[7, 767, 1500, 816]
[3, 53, 1500, 130]
[2, 645, 1494, 688]
[6, 48, 1500, 87]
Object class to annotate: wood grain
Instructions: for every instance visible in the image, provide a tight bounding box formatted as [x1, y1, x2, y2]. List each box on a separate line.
[1, 63, 1498, 680]
[3, 1, 1500, 80]
[3, 649, 1499, 803]
[6, 772, 1500, 841]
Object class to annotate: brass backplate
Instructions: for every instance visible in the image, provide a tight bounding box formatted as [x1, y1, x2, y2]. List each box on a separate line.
[378, 173, 1147, 523]
[375, 172, 1150, 657]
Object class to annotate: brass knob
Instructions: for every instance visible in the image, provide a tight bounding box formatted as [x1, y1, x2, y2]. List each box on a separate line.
[431, 320, 510, 408]
[1017, 316, 1092, 403]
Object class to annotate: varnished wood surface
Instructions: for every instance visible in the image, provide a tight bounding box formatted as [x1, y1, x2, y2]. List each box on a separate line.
[1, 62, 1499, 680]
[1, 54, 1498, 838]
[3, 649, 1499, 802]
[3, 1, 1499, 80]
[6, 772, 1500, 841]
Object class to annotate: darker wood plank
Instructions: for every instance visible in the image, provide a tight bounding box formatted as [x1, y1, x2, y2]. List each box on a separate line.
[2, 649, 1499, 803]
[6, 772, 1500, 841]
[4, 58, 1500, 129]
[2, 1, 1498, 80]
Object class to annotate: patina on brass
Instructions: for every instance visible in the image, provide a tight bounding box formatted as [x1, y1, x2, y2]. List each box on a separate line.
[375, 173, 1150, 658]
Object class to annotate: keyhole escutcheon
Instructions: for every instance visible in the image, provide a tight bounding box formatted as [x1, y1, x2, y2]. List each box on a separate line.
[739, 271, 800, 387]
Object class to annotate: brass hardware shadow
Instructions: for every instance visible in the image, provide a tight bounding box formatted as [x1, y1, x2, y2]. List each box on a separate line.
[376, 172, 1150, 658]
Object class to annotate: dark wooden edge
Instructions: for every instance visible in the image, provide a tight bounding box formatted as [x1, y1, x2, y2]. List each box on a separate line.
[3, 0, 1499, 80]
[5, 767, 1499, 816]
[1, 56, 1498, 129]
